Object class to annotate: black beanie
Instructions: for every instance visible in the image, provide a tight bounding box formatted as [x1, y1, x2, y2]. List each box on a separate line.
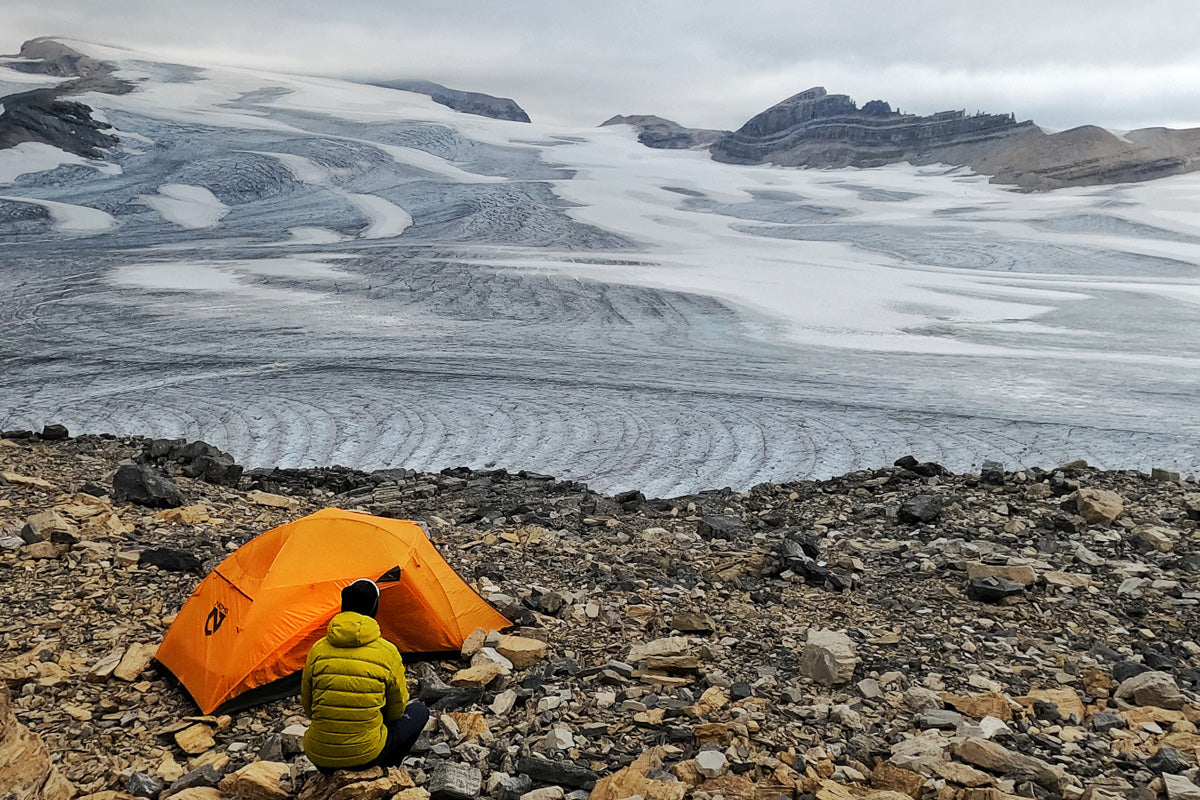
[342, 578, 380, 617]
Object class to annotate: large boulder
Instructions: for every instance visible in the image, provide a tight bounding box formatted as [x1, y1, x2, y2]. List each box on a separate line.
[1114, 671, 1185, 710]
[1076, 488, 1124, 525]
[0, 684, 74, 800]
[113, 463, 184, 508]
[800, 629, 858, 686]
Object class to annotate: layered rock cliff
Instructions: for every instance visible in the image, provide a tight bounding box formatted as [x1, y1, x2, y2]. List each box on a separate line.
[705, 87, 1200, 190]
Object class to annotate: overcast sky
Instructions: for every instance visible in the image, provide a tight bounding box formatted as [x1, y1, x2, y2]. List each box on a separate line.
[5, 0, 1200, 131]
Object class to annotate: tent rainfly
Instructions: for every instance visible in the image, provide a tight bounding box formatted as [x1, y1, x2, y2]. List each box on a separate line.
[157, 507, 510, 713]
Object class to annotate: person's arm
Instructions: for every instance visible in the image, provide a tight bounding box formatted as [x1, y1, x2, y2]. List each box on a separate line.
[301, 646, 317, 716]
[383, 649, 408, 722]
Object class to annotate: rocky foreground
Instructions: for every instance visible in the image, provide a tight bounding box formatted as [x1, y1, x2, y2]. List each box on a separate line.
[3, 431, 1200, 800]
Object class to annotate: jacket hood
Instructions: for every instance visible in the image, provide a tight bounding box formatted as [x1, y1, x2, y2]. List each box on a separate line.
[325, 611, 382, 647]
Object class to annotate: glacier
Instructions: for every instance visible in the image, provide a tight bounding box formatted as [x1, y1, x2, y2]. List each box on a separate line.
[1, 41, 1199, 496]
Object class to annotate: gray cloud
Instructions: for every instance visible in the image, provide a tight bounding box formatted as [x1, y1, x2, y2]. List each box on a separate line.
[5, 0, 1199, 130]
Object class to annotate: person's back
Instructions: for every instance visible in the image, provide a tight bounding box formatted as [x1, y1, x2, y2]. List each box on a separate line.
[301, 579, 428, 771]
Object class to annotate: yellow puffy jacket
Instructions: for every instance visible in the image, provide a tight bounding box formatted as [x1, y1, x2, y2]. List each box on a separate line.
[301, 612, 408, 769]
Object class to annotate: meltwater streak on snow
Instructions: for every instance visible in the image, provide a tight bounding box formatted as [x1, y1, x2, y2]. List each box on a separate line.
[347, 194, 413, 239]
[0, 194, 117, 234]
[135, 184, 229, 229]
[2, 42, 1200, 494]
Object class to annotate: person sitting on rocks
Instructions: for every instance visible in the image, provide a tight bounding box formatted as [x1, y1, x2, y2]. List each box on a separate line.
[301, 578, 429, 771]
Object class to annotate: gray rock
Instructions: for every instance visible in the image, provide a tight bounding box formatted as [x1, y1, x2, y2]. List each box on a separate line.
[800, 629, 858, 686]
[516, 756, 598, 789]
[981, 460, 1005, 485]
[967, 576, 1026, 603]
[126, 772, 163, 798]
[489, 773, 533, 800]
[920, 709, 965, 730]
[1091, 711, 1125, 732]
[163, 765, 223, 799]
[696, 515, 744, 540]
[1163, 773, 1200, 800]
[1114, 671, 1185, 710]
[429, 762, 483, 800]
[899, 495, 942, 524]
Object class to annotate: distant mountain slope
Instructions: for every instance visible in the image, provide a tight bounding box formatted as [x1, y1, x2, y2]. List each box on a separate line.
[599, 114, 723, 149]
[704, 87, 1200, 190]
[371, 79, 530, 123]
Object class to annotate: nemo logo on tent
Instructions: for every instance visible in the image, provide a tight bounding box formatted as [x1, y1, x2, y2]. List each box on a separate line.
[205, 602, 228, 636]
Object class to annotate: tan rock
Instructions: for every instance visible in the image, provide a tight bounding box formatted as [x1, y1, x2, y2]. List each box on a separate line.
[871, 762, 924, 798]
[943, 692, 1013, 721]
[460, 627, 488, 658]
[445, 711, 489, 742]
[495, 635, 548, 668]
[1021, 688, 1086, 722]
[0, 684, 74, 800]
[865, 793, 919, 800]
[247, 491, 299, 509]
[967, 562, 1037, 586]
[1043, 571, 1092, 590]
[393, 790, 431, 800]
[1, 471, 56, 489]
[644, 655, 702, 672]
[113, 643, 158, 681]
[698, 774, 757, 800]
[1135, 525, 1179, 552]
[450, 661, 505, 688]
[156, 754, 186, 782]
[156, 504, 210, 525]
[814, 780, 858, 800]
[1076, 488, 1123, 525]
[297, 768, 385, 800]
[628, 637, 691, 662]
[685, 686, 730, 717]
[20, 542, 66, 560]
[88, 652, 124, 681]
[188, 750, 228, 773]
[174, 723, 216, 755]
[590, 747, 688, 800]
[170, 790, 222, 800]
[955, 737, 1076, 793]
[218, 761, 291, 800]
[694, 722, 733, 745]
[22, 510, 75, 540]
[933, 762, 994, 788]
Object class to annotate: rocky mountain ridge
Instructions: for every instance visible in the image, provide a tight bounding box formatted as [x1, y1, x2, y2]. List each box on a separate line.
[608, 87, 1200, 190]
[370, 80, 531, 123]
[3, 428, 1200, 800]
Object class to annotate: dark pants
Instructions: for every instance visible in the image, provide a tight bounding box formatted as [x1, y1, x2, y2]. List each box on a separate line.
[370, 701, 430, 768]
[317, 702, 430, 774]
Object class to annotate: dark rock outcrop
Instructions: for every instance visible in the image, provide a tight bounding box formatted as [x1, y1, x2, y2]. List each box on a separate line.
[112, 463, 185, 508]
[0, 38, 129, 159]
[599, 114, 724, 150]
[374, 79, 531, 123]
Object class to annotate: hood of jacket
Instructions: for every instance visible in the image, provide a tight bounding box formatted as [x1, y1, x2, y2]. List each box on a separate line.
[325, 611, 381, 648]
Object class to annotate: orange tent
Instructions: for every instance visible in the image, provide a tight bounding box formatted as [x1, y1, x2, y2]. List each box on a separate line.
[157, 507, 510, 713]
